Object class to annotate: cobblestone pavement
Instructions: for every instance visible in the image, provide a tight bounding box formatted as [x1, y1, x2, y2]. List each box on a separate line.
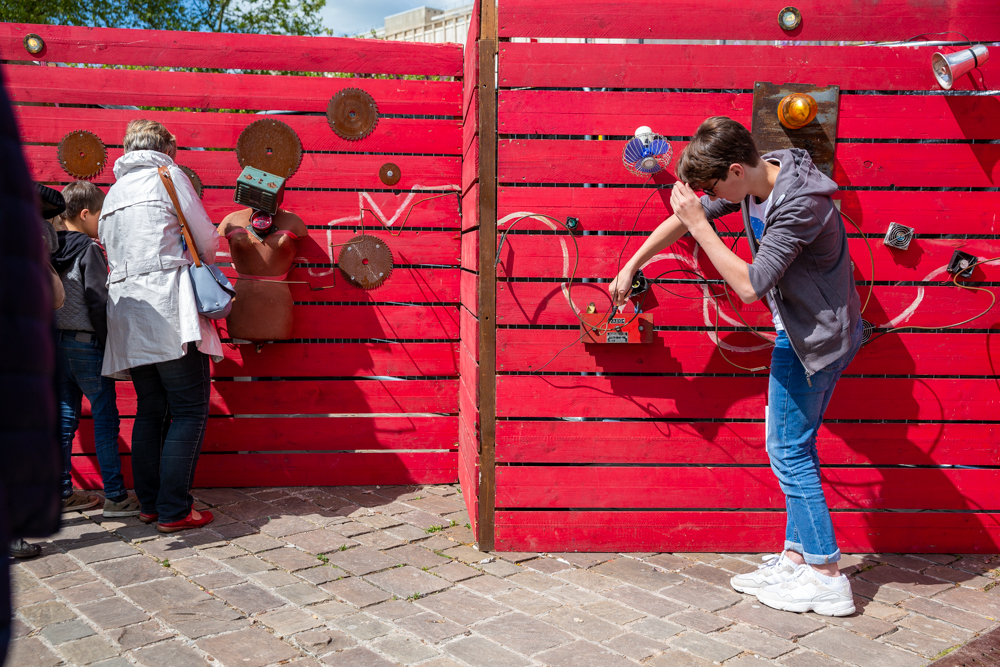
[9, 484, 1000, 667]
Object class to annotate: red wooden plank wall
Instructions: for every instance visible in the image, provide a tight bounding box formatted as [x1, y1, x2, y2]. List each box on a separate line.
[459, 0, 483, 535]
[492, 3, 1000, 552]
[4, 23, 464, 489]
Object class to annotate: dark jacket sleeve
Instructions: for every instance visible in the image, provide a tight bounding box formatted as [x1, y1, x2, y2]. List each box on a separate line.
[80, 242, 110, 347]
[747, 200, 824, 299]
[699, 194, 741, 221]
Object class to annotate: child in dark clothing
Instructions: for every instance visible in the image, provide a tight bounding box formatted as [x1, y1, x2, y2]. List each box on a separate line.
[51, 181, 139, 517]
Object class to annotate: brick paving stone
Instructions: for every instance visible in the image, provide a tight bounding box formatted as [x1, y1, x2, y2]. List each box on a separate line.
[251, 569, 301, 588]
[718, 625, 796, 658]
[18, 600, 77, 628]
[386, 523, 438, 543]
[646, 648, 715, 667]
[365, 565, 452, 598]
[542, 607, 623, 642]
[330, 521, 376, 537]
[369, 599, 423, 620]
[601, 585, 686, 617]
[255, 515, 318, 538]
[478, 560, 521, 579]
[20, 553, 80, 579]
[799, 627, 925, 667]
[851, 577, 912, 605]
[92, 556, 170, 587]
[494, 551, 538, 564]
[78, 597, 149, 629]
[398, 509, 446, 531]
[582, 600, 645, 625]
[422, 535, 460, 551]
[508, 570, 563, 592]
[198, 627, 298, 667]
[332, 612, 391, 640]
[44, 569, 97, 590]
[445, 636, 531, 667]
[233, 533, 286, 553]
[395, 611, 467, 643]
[311, 600, 357, 619]
[218, 499, 274, 521]
[915, 554, 960, 566]
[212, 521, 258, 540]
[328, 546, 402, 576]
[857, 565, 954, 597]
[670, 632, 742, 663]
[258, 606, 324, 636]
[116, 523, 162, 542]
[94, 657, 136, 667]
[322, 576, 391, 607]
[681, 553, 722, 564]
[460, 573, 518, 595]
[629, 617, 685, 641]
[430, 560, 480, 582]
[109, 620, 175, 650]
[661, 580, 742, 612]
[132, 641, 209, 667]
[549, 586, 606, 609]
[922, 565, 992, 589]
[495, 588, 563, 616]
[546, 553, 615, 569]
[884, 627, 954, 658]
[386, 544, 451, 569]
[320, 647, 397, 667]
[59, 581, 116, 604]
[442, 545, 482, 564]
[275, 582, 333, 606]
[525, 557, 574, 575]
[7, 636, 62, 667]
[642, 554, 690, 571]
[58, 635, 118, 665]
[68, 538, 141, 563]
[168, 555, 221, 577]
[193, 571, 245, 590]
[352, 530, 407, 550]
[778, 650, 847, 667]
[121, 577, 211, 613]
[857, 599, 907, 622]
[440, 525, 475, 542]
[682, 563, 739, 589]
[194, 488, 252, 505]
[213, 582, 285, 615]
[158, 599, 249, 639]
[40, 619, 96, 644]
[899, 612, 975, 643]
[419, 587, 510, 624]
[715, 557, 758, 575]
[871, 554, 933, 572]
[934, 585, 1000, 618]
[298, 566, 343, 585]
[51, 521, 108, 544]
[477, 611, 574, 655]
[142, 537, 196, 560]
[952, 554, 999, 576]
[227, 554, 276, 574]
[554, 568, 617, 592]
[593, 558, 686, 591]
[262, 546, 325, 571]
[286, 529, 358, 554]
[294, 628, 356, 654]
[357, 513, 404, 529]
[672, 609, 733, 633]
[901, 597, 995, 632]
[818, 611, 896, 638]
[535, 639, 634, 667]
[372, 634, 440, 664]
[604, 633, 668, 660]
[721, 600, 825, 639]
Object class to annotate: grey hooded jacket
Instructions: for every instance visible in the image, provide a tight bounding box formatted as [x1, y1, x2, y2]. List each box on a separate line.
[701, 148, 861, 376]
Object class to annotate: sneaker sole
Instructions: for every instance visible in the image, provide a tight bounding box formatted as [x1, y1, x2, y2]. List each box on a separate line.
[62, 502, 101, 513]
[730, 580, 762, 595]
[756, 591, 855, 616]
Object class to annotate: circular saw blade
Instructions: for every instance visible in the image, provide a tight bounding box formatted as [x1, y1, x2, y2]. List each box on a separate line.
[338, 235, 393, 290]
[58, 130, 107, 180]
[379, 162, 401, 186]
[327, 88, 379, 141]
[236, 119, 303, 180]
[178, 165, 203, 199]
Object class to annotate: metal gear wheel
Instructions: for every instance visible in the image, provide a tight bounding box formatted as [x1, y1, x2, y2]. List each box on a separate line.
[236, 119, 303, 180]
[379, 162, 401, 186]
[338, 235, 393, 290]
[178, 165, 203, 199]
[327, 88, 379, 141]
[57, 130, 107, 180]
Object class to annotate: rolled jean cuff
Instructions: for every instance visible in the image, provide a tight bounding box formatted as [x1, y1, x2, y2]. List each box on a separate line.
[784, 539, 805, 555]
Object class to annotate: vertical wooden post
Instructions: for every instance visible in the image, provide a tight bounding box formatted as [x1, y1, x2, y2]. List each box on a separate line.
[476, 0, 498, 552]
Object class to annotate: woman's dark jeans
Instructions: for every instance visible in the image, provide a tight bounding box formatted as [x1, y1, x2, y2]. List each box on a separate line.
[130, 348, 210, 523]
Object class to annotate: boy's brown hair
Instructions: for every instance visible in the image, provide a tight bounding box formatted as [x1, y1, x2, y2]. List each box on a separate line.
[676, 116, 761, 187]
[60, 180, 106, 221]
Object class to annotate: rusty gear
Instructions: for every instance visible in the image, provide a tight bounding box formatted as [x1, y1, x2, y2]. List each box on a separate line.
[236, 119, 302, 180]
[58, 130, 107, 180]
[179, 165, 203, 199]
[327, 88, 379, 141]
[338, 235, 393, 290]
[379, 162, 401, 186]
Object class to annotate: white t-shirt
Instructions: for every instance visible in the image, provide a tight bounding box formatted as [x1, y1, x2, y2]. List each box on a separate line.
[747, 163, 784, 331]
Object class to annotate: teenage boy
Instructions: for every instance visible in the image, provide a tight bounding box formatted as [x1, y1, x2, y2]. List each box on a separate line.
[51, 181, 140, 518]
[609, 117, 862, 616]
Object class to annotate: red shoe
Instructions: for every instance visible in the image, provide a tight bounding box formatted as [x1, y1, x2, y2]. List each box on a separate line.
[157, 510, 214, 533]
[139, 513, 158, 524]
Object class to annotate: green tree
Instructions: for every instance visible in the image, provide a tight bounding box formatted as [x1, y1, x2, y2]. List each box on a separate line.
[1, 0, 327, 36]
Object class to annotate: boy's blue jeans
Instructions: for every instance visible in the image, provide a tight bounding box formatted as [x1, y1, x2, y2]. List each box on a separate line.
[57, 331, 125, 501]
[766, 320, 863, 565]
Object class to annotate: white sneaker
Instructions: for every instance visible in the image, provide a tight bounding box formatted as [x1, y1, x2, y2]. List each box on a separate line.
[756, 565, 856, 616]
[730, 553, 798, 594]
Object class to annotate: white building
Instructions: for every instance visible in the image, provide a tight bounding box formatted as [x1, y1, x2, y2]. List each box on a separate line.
[364, 5, 474, 46]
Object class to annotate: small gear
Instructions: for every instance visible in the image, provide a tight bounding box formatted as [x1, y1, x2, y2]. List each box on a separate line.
[379, 162, 401, 186]
[178, 165, 203, 199]
[327, 88, 379, 141]
[57, 130, 107, 180]
[236, 119, 303, 180]
[338, 235, 393, 290]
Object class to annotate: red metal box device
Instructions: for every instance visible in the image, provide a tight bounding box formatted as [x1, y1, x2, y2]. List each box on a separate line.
[580, 311, 654, 344]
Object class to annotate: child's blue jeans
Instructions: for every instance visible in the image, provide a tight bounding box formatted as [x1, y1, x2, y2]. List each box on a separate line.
[766, 320, 863, 565]
[57, 331, 125, 501]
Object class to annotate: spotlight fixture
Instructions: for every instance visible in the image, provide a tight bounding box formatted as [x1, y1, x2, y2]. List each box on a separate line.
[777, 93, 818, 129]
[778, 7, 801, 31]
[24, 33, 45, 55]
[932, 45, 989, 90]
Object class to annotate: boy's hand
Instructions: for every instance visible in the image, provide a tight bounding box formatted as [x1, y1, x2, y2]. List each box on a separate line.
[608, 265, 634, 307]
[670, 182, 709, 230]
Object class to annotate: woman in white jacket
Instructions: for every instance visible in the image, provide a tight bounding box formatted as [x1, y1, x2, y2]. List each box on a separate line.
[99, 120, 218, 533]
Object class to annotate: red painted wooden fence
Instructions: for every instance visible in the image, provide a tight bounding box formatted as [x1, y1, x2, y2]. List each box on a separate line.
[4, 23, 464, 489]
[476, 1, 1000, 553]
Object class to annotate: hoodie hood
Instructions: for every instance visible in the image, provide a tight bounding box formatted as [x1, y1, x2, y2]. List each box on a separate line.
[112, 150, 174, 180]
[762, 148, 837, 208]
[51, 230, 94, 273]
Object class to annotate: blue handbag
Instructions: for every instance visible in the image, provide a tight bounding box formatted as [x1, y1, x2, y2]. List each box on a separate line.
[158, 166, 235, 319]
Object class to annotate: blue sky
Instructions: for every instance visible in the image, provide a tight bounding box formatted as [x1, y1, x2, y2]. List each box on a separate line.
[320, 1, 458, 37]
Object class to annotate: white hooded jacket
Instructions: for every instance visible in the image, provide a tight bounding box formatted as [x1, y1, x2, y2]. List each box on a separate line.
[99, 150, 222, 375]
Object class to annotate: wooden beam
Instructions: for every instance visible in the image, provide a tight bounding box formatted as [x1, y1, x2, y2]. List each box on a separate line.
[476, 0, 498, 552]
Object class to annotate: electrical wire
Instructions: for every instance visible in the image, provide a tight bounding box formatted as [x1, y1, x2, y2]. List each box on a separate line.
[359, 191, 457, 237]
[838, 209, 874, 314]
